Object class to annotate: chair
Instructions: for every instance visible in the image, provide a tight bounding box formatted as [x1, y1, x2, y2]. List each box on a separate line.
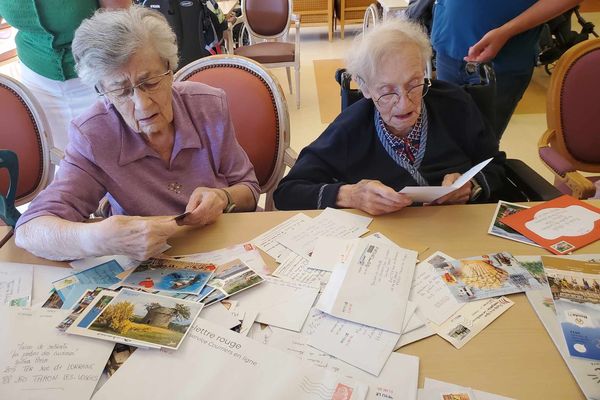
[334, 0, 375, 39]
[334, 68, 561, 202]
[0, 19, 17, 63]
[293, 0, 333, 41]
[0, 73, 53, 236]
[538, 38, 600, 199]
[233, 0, 301, 109]
[174, 55, 297, 210]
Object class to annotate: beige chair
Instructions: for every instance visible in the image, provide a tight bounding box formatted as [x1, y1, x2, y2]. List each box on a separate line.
[175, 55, 297, 210]
[538, 38, 600, 199]
[233, 0, 301, 108]
[0, 73, 53, 242]
[334, 0, 375, 39]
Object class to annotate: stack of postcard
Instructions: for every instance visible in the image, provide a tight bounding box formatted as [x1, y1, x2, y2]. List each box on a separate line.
[59, 288, 203, 350]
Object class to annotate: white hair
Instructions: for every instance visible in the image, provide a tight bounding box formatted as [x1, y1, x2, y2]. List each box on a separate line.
[346, 19, 432, 90]
[72, 5, 179, 87]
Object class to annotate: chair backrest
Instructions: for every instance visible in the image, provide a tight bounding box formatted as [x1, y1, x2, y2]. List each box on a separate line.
[242, 0, 291, 39]
[174, 55, 291, 210]
[0, 73, 53, 206]
[546, 38, 600, 172]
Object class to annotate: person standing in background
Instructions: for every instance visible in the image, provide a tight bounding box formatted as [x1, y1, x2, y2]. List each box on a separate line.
[431, 0, 582, 140]
[0, 0, 131, 152]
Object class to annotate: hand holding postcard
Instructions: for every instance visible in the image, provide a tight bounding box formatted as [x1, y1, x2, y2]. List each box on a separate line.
[122, 257, 216, 295]
[501, 195, 600, 254]
[435, 252, 541, 302]
[399, 158, 492, 203]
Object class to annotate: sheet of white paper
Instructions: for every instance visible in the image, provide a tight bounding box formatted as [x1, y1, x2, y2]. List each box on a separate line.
[305, 309, 399, 376]
[409, 251, 463, 325]
[0, 262, 33, 306]
[430, 296, 514, 349]
[423, 378, 514, 400]
[272, 253, 332, 290]
[198, 302, 241, 330]
[400, 158, 493, 203]
[239, 309, 258, 336]
[251, 213, 312, 261]
[93, 318, 369, 400]
[402, 301, 423, 333]
[233, 276, 319, 331]
[308, 237, 358, 272]
[0, 307, 114, 400]
[175, 243, 270, 277]
[278, 209, 372, 260]
[317, 240, 418, 333]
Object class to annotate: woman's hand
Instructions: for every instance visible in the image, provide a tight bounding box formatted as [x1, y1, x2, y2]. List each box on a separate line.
[464, 27, 511, 63]
[337, 180, 412, 216]
[179, 187, 228, 227]
[96, 215, 179, 260]
[430, 173, 472, 205]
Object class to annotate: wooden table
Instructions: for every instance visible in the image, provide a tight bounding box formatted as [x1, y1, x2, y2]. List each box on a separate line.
[4, 202, 600, 399]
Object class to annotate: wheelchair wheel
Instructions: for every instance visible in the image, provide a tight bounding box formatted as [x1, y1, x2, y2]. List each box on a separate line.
[363, 3, 382, 34]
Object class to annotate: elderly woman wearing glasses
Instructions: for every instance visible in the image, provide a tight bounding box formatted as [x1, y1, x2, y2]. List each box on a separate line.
[15, 6, 259, 261]
[273, 19, 505, 215]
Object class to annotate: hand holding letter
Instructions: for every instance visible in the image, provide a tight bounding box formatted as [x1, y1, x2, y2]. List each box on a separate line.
[337, 180, 412, 215]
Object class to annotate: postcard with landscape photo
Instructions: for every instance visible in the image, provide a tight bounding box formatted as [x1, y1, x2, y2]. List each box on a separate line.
[202, 259, 265, 306]
[434, 252, 542, 302]
[122, 257, 216, 295]
[52, 259, 125, 301]
[488, 201, 540, 247]
[86, 289, 203, 349]
[57, 287, 105, 331]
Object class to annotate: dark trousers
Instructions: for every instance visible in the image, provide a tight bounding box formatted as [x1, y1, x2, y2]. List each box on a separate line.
[435, 52, 534, 140]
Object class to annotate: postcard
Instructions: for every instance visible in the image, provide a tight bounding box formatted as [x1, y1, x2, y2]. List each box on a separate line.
[122, 257, 216, 295]
[272, 253, 332, 290]
[41, 288, 64, 309]
[81, 289, 204, 350]
[199, 259, 264, 306]
[304, 308, 399, 376]
[431, 296, 514, 349]
[501, 195, 600, 254]
[277, 208, 372, 260]
[409, 251, 463, 325]
[435, 252, 541, 302]
[52, 259, 124, 301]
[251, 212, 312, 261]
[400, 158, 492, 203]
[422, 378, 514, 400]
[0, 307, 114, 400]
[57, 287, 105, 331]
[514, 255, 548, 285]
[32, 265, 76, 307]
[233, 276, 319, 331]
[487, 201, 540, 246]
[317, 239, 417, 333]
[69, 255, 136, 272]
[527, 283, 600, 400]
[93, 318, 369, 400]
[0, 262, 33, 306]
[543, 256, 600, 361]
[175, 242, 270, 277]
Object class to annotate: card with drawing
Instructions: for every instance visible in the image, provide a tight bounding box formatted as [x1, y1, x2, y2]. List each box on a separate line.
[487, 201, 539, 247]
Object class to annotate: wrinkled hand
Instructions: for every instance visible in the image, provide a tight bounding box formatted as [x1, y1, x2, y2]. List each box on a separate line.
[430, 173, 472, 205]
[179, 187, 227, 227]
[337, 180, 412, 216]
[464, 28, 511, 63]
[96, 215, 179, 260]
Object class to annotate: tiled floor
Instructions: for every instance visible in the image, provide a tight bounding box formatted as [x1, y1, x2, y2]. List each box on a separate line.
[269, 11, 600, 185]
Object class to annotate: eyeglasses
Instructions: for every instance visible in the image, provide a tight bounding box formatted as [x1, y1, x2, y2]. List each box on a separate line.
[96, 69, 172, 102]
[374, 78, 432, 108]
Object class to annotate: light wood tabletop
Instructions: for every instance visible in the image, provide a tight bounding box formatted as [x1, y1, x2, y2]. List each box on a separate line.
[5, 202, 600, 399]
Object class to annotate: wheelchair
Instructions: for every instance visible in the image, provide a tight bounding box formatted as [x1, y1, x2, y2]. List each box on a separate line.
[334, 66, 561, 203]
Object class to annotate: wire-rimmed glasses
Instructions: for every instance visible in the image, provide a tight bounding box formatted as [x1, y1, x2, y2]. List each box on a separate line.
[374, 78, 432, 109]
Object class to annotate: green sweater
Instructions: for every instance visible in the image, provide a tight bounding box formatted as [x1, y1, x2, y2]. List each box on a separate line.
[0, 0, 98, 80]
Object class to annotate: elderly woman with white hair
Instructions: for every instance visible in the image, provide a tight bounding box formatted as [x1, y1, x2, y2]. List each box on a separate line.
[15, 5, 259, 261]
[274, 19, 505, 215]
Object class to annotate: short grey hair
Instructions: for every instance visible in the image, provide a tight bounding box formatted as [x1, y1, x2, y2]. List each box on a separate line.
[346, 19, 432, 89]
[72, 5, 179, 87]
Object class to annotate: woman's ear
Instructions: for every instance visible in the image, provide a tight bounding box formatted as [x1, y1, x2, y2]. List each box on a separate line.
[355, 76, 372, 99]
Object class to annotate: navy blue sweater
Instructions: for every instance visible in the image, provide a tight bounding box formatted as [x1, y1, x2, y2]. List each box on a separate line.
[274, 80, 506, 210]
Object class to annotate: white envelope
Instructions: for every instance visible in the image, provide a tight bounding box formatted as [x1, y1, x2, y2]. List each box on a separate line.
[400, 158, 492, 203]
[233, 276, 319, 332]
